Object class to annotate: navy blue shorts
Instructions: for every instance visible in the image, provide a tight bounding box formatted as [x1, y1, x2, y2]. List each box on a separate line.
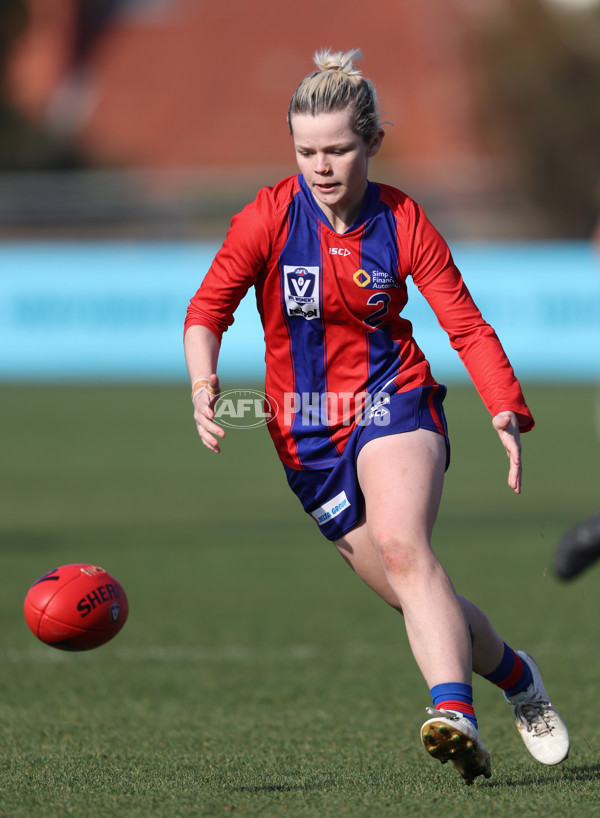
[283, 385, 450, 542]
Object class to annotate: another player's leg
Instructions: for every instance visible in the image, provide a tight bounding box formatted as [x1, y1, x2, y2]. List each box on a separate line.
[553, 508, 600, 580]
[337, 429, 490, 784]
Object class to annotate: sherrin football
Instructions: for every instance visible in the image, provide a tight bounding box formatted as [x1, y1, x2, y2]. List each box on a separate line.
[24, 563, 129, 651]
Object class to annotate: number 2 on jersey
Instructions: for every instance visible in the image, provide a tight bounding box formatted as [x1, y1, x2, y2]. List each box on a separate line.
[364, 292, 391, 328]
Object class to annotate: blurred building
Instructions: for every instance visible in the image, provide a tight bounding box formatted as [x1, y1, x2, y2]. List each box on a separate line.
[1, 0, 597, 238]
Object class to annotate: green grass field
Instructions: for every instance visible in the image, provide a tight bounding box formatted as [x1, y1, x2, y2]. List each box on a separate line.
[1, 383, 599, 817]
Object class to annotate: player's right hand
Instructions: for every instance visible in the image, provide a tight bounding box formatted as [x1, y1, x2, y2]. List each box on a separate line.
[191, 374, 224, 453]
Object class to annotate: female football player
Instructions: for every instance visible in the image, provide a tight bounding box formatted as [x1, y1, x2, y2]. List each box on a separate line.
[184, 48, 569, 784]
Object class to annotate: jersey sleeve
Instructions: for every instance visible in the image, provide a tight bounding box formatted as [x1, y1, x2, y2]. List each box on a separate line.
[404, 202, 534, 432]
[184, 187, 275, 342]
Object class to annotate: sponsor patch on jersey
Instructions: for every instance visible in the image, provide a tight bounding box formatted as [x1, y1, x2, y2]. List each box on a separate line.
[283, 265, 320, 320]
[354, 269, 398, 289]
[310, 490, 351, 526]
[370, 270, 399, 289]
[353, 269, 370, 287]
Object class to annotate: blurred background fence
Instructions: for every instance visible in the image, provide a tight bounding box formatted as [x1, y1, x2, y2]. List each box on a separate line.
[0, 239, 598, 382]
[0, 0, 598, 383]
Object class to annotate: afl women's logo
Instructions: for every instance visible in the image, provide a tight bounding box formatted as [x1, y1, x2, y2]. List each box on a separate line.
[283, 265, 320, 320]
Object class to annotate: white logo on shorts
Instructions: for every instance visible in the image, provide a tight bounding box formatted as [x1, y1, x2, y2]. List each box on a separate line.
[310, 491, 351, 526]
[366, 392, 391, 424]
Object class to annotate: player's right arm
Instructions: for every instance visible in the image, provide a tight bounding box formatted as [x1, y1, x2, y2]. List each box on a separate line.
[184, 181, 289, 453]
[183, 195, 267, 456]
[184, 325, 224, 454]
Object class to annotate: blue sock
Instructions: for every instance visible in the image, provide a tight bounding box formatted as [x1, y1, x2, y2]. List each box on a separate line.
[483, 643, 533, 698]
[430, 682, 478, 728]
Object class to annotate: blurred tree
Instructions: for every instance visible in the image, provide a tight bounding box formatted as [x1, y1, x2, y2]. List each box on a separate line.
[0, 0, 84, 170]
[480, 0, 600, 237]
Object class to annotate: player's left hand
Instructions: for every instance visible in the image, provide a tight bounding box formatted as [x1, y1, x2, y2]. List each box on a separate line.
[492, 410, 522, 494]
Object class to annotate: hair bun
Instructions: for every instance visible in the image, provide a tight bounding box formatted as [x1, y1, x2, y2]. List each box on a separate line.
[313, 48, 363, 77]
[287, 47, 381, 141]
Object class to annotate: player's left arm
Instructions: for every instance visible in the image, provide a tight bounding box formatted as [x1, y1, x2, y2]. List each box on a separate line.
[492, 410, 522, 494]
[405, 201, 534, 479]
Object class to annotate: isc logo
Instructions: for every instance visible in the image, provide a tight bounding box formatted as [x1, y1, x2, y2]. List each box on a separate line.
[329, 248, 350, 256]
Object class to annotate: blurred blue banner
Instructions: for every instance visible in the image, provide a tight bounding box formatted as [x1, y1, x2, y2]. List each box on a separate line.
[0, 241, 598, 382]
[407, 241, 600, 382]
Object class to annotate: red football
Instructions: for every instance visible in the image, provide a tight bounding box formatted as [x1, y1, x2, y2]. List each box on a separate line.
[24, 563, 129, 651]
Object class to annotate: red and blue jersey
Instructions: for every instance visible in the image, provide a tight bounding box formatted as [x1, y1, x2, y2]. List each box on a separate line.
[185, 174, 534, 470]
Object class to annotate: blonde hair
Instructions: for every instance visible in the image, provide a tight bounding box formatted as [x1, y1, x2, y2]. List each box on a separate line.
[287, 48, 381, 141]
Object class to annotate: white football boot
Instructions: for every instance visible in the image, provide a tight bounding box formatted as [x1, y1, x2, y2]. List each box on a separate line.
[505, 651, 570, 765]
[421, 707, 492, 785]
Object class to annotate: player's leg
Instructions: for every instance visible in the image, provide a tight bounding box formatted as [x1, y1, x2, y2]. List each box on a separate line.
[335, 531, 506, 675]
[334, 429, 568, 769]
[553, 507, 600, 580]
[337, 428, 490, 782]
[351, 428, 470, 687]
[336, 535, 569, 766]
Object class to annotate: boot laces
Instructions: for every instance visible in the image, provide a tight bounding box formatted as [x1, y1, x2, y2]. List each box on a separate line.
[514, 697, 555, 737]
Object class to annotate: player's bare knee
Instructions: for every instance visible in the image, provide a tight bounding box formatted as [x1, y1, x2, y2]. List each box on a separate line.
[375, 535, 421, 580]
